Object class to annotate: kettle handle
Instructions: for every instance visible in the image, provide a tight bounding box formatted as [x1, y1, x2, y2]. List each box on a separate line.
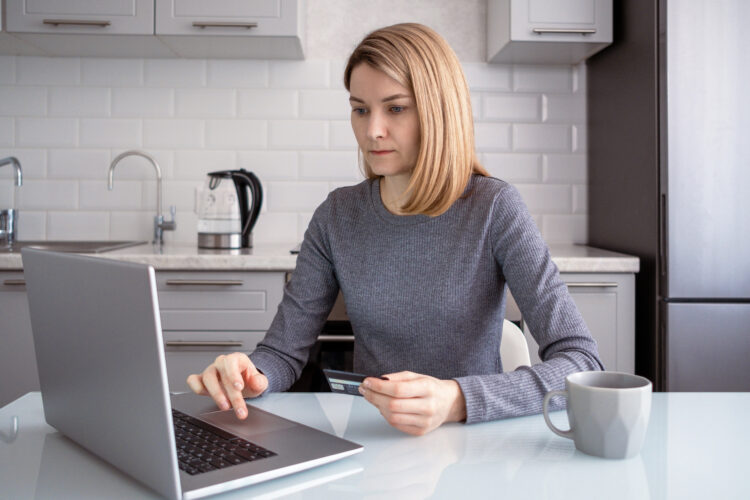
[231, 169, 263, 247]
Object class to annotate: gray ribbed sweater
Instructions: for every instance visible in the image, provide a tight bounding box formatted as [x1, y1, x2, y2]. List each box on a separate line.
[249, 175, 603, 424]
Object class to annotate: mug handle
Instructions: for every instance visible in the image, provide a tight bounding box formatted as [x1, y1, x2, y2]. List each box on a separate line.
[543, 390, 574, 439]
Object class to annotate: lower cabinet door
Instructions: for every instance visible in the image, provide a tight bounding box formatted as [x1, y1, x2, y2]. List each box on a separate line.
[163, 331, 265, 393]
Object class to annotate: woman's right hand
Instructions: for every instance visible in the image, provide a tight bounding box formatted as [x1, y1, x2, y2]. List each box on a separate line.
[186, 352, 268, 420]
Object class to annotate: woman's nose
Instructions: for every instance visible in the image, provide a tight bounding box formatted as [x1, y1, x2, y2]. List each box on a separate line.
[366, 112, 387, 140]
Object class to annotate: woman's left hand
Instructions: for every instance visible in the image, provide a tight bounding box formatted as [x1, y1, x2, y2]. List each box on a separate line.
[359, 371, 467, 436]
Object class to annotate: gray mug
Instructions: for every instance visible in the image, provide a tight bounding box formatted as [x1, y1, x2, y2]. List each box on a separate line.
[543, 371, 652, 459]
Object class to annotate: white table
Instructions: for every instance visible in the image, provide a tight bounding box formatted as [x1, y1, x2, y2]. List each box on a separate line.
[1, 392, 747, 499]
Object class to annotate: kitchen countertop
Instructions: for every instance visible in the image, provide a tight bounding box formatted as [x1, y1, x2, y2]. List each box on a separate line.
[0, 243, 639, 273]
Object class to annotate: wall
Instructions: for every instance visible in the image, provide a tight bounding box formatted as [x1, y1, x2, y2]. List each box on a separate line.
[0, 0, 587, 246]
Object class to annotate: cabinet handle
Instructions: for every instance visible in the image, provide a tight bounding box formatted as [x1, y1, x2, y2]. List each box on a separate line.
[192, 22, 258, 29]
[566, 282, 618, 288]
[165, 279, 243, 286]
[2, 279, 25, 286]
[532, 28, 597, 35]
[317, 335, 355, 342]
[165, 341, 244, 347]
[43, 19, 112, 27]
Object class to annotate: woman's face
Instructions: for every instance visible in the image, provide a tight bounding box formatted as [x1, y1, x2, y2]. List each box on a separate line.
[348, 64, 420, 181]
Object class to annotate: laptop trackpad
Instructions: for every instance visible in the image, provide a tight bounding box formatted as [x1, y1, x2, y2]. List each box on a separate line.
[199, 408, 296, 439]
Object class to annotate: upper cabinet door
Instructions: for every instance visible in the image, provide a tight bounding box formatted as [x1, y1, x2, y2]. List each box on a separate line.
[156, 0, 298, 36]
[5, 0, 155, 35]
[512, 0, 611, 43]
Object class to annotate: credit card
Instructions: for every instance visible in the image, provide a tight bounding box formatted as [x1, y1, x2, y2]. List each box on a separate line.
[323, 369, 388, 396]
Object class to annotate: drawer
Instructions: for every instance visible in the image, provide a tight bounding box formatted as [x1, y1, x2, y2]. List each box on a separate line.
[162, 330, 265, 393]
[156, 271, 285, 332]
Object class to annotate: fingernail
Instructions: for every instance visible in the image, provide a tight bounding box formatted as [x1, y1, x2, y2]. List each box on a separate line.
[363, 379, 371, 388]
[234, 381, 243, 390]
[236, 407, 246, 418]
[220, 401, 230, 410]
[358, 385, 365, 395]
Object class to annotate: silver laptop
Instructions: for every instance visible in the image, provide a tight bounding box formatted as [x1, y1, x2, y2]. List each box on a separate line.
[21, 248, 363, 500]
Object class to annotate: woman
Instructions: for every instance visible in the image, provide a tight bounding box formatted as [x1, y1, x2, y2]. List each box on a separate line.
[187, 23, 603, 436]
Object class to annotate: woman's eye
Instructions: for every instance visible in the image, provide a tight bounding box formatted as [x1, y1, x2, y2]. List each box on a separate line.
[352, 108, 367, 115]
[390, 106, 404, 113]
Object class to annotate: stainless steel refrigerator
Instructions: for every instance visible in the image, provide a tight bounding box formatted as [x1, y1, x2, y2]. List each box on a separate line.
[587, 0, 750, 391]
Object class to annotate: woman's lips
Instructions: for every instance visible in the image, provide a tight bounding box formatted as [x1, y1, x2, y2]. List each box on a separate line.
[369, 150, 394, 156]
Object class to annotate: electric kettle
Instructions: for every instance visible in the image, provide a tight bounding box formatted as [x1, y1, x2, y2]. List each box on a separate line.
[197, 169, 263, 249]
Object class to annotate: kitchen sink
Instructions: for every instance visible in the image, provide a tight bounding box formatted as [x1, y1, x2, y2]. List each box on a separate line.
[0, 240, 148, 254]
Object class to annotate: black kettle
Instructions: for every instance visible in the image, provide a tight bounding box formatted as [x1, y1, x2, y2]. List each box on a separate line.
[197, 169, 263, 249]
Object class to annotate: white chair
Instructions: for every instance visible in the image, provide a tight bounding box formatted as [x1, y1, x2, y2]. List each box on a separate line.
[500, 319, 531, 372]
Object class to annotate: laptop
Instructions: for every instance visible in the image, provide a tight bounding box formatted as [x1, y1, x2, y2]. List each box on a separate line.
[21, 248, 363, 500]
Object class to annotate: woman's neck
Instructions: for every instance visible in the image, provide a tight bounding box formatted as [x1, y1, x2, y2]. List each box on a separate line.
[380, 174, 411, 215]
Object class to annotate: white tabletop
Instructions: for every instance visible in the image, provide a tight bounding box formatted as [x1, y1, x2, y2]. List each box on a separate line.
[1, 392, 746, 499]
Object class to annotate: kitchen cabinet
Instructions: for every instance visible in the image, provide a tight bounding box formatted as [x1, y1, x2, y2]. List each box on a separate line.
[1, 0, 305, 58]
[157, 270, 285, 392]
[0, 272, 38, 407]
[522, 272, 635, 373]
[487, 0, 612, 64]
[155, 0, 305, 59]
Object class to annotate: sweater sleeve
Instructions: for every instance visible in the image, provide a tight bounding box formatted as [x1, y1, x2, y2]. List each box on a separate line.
[454, 184, 604, 423]
[249, 194, 339, 393]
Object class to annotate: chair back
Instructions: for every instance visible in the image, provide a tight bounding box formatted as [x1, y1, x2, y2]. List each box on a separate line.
[500, 319, 531, 371]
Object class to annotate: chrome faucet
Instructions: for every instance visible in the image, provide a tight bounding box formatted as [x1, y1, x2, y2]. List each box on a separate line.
[0, 156, 22, 247]
[108, 150, 176, 245]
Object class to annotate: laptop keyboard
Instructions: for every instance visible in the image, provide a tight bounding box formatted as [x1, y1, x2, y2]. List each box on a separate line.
[172, 409, 277, 476]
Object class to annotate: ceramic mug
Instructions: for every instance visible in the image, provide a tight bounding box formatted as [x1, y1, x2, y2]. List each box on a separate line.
[543, 371, 652, 459]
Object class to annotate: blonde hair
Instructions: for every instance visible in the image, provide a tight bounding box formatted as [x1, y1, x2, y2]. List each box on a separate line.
[344, 23, 488, 216]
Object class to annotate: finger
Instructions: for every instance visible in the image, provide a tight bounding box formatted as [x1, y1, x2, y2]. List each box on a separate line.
[221, 354, 247, 392]
[216, 356, 249, 419]
[245, 372, 268, 396]
[379, 371, 419, 381]
[362, 388, 431, 418]
[201, 366, 231, 411]
[364, 376, 430, 399]
[186, 374, 209, 396]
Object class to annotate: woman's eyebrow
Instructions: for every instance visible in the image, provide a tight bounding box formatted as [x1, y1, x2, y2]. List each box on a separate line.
[349, 93, 412, 104]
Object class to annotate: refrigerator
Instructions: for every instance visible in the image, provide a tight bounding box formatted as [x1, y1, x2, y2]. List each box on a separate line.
[587, 0, 750, 391]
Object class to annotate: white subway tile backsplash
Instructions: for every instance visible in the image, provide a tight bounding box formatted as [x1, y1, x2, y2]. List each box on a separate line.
[299, 90, 350, 120]
[483, 153, 542, 183]
[0, 57, 15, 85]
[47, 211, 109, 240]
[143, 119, 203, 149]
[49, 87, 110, 117]
[0, 148, 46, 179]
[17, 180, 78, 210]
[266, 181, 330, 212]
[483, 94, 540, 122]
[17, 118, 77, 147]
[16, 211, 45, 240]
[0, 118, 12, 146]
[112, 88, 174, 117]
[238, 89, 297, 118]
[269, 121, 327, 150]
[542, 214, 587, 244]
[515, 184, 572, 214]
[144, 59, 206, 87]
[544, 155, 587, 183]
[474, 122, 511, 151]
[513, 124, 570, 152]
[0, 87, 46, 116]
[300, 151, 361, 180]
[270, 61, 330, 88]
[80, 180, 142, 210]
[253, 212, 298, 244]
[176, 89, 236, 118]
[175, 150, 237, 180]
[513, 65, 572, 93]
[16, 57, 80, 86]
[238, 151, 298, 181]
[82, 58, 144, 86]
[110, 149, 174, 180]
[462, 63, 512, 91]
[1, 50, 588, 244]
[48, 149, 110, 179]
[80, 119, 141, 148]
[207, 60, 268, 88]
[329, 121, 356, 150]
[206, 120, 265, 149]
